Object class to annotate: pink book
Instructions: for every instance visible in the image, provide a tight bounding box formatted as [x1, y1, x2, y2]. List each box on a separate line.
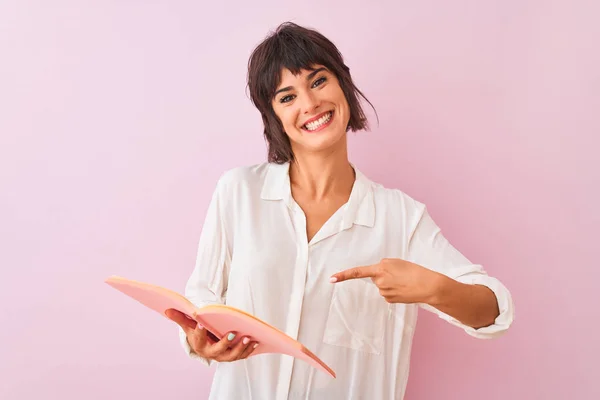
[105, 275, 336, 378]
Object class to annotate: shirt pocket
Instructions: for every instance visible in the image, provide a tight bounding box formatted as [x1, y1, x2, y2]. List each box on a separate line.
[322, 278, 392, 355]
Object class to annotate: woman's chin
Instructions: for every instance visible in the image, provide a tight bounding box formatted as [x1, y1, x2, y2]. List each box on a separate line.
[294, 129, 346, 154]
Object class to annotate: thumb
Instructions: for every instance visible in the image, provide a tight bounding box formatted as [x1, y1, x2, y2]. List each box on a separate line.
[165, 308, 196, 332]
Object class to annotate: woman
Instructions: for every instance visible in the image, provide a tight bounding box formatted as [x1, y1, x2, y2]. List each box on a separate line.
[166, 22, 514, 399]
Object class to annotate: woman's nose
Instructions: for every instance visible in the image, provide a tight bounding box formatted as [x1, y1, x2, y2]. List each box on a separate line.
[301, 91, 320, 114]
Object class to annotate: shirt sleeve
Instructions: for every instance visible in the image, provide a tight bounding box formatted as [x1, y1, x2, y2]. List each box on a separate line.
[179, 176, 232, 365]
[406, 205, 514, 339]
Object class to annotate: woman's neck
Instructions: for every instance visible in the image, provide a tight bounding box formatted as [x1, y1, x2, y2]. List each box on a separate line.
[289, 147, 355, 201]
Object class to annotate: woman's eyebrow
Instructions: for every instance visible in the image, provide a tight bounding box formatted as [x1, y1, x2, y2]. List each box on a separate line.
[306, 67, 327, 80]
[274, 67, 328, 96]
[274, 86, 293, 96]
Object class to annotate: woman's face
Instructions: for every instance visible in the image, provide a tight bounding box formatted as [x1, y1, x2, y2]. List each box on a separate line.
[271, 65, 350, 157]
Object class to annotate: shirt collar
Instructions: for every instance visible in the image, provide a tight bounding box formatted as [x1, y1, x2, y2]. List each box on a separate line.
[260, 162, 292, 202]
[260, 162, 375, 229]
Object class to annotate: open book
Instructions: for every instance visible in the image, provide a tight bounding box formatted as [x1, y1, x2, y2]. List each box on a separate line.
[105, 275, 336, 378]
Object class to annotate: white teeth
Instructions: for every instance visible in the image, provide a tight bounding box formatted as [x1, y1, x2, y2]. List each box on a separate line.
[303, 111, 332, 131]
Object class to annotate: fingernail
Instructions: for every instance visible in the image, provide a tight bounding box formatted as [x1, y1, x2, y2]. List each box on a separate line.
[253, 343, 259, 348]
[196, 324, 204, 330]
[243, 337, 250, 345]
[330, 277, 337, 283]
[227, 333, 236, 341]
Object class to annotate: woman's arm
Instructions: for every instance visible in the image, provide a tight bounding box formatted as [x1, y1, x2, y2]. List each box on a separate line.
[331, 204, 514, 338]
[178, 175, 233, 364]
[429, 275, 500, 329]
[405, 205, 514, 337]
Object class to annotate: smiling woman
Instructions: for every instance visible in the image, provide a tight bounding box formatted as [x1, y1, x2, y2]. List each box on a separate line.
[246, 22, 376, 164]
[271, 66, 347, 158]
[166, 21, 514, 400]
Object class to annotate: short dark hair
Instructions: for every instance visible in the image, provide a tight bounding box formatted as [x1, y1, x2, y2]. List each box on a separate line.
[246, 22, 377, 164]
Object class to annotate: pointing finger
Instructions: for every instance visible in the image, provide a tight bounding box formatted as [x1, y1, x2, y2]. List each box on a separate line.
[330, 264, 379, 283]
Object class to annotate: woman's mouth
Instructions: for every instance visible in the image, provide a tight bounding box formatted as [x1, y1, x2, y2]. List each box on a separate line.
[301, 111, 334, 133]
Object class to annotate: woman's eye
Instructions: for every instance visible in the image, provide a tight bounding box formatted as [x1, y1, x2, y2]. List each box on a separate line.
[280, 94, 295, 103]
[312, 77, 327, 88]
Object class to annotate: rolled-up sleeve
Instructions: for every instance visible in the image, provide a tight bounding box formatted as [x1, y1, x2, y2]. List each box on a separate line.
[179, 176, 232, 365]
[406, 205, 514, 339]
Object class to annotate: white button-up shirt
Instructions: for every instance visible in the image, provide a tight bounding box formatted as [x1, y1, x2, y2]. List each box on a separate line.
[179, 162, 514, 400]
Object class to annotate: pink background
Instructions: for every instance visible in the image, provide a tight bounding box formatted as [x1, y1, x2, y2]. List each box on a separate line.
[1, 1, 598, 399]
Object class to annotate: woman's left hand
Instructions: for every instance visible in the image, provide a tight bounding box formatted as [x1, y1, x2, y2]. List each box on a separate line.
[330, 258, 446, 305]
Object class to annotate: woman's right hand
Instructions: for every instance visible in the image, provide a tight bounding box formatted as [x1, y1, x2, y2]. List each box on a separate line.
[165, 309, 259, 362]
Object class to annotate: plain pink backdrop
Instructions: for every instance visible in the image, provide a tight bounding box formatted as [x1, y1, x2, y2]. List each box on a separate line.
[1, 1, 598, 399]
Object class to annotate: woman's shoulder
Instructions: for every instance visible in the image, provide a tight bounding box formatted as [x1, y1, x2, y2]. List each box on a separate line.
[367, 177, 427, 216]
[214, 162, 275, 192]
